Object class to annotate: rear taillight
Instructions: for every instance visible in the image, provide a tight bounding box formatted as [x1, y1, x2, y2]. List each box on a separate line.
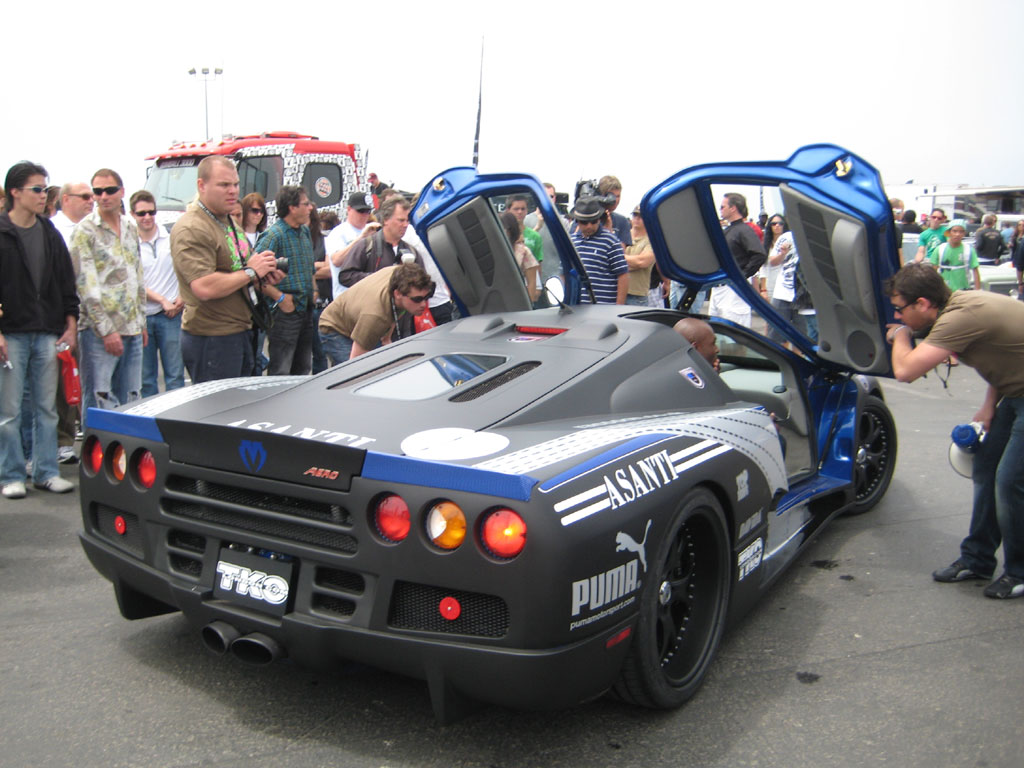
[135, 449, 157, 488]
[374, 493, 411, 542]
[480, 508, 527, 559]
[110, 443, 127, 482]
[83, 436, 103, 475]
[426, 501, 466, 550]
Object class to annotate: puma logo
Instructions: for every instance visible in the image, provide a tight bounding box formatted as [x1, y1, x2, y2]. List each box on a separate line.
[615, 519, 652, 572]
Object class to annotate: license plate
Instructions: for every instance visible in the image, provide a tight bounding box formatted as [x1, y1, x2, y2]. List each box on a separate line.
[213, 548, 293, 616]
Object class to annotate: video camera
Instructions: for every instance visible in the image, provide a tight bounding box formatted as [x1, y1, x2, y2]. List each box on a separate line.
[573, 179, 617, 209]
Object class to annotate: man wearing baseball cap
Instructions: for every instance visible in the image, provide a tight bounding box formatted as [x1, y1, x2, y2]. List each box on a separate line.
[325, 192, 374, 300]
[929, 219, 981, 291]
[570, 197, 628, 304]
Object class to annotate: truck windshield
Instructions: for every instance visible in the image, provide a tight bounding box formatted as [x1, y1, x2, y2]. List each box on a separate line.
[145, 160, 200, 212]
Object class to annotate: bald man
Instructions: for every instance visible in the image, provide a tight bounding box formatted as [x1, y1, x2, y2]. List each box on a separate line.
[673, 317, 720, 372]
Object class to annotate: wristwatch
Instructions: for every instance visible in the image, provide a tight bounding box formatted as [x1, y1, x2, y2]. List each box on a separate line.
[243, 267, 257, 284]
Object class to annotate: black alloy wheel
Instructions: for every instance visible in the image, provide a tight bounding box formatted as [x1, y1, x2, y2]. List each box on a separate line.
[614, 487, 731, 709]
[848, 395, 897, 515]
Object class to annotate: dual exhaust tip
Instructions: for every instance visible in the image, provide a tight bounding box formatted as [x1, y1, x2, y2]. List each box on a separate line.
[201, 621, 284, 665]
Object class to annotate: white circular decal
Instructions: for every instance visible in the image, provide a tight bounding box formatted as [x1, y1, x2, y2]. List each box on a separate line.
[401, 428, 510, 461]
[315, 176, 332, 199]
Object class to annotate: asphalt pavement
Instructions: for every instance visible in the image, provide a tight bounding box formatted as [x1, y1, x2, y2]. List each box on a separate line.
[1, 367, 1021, 768]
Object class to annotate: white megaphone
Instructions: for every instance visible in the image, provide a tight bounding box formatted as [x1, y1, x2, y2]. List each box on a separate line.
[948, 422, 984, 479]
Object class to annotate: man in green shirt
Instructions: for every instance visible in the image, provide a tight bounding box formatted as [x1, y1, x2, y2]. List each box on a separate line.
[913, 208, 948, 263]
[928, 220, 980, 291]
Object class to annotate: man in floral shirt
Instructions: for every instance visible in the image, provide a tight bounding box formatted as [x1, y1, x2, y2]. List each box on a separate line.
[70, 168, 146, 414]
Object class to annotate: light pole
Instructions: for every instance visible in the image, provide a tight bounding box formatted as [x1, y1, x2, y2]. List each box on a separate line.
[187, 67, 223, 140]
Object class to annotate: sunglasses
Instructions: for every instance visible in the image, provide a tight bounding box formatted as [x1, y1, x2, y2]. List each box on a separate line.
[771, 221, 784, 226]
[249, 207, 265, 214]
[68, 193, 94, 201]
[21, 185, 48, 194]
[133, 209, 157, 217]
[92, 186, 122, 196]
[892, 298, 918, 313]
[406, 294, 431, 304]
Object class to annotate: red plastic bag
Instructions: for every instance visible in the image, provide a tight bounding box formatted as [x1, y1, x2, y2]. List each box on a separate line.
[414, 305, 437, 333]
[57, 346, 82, 406]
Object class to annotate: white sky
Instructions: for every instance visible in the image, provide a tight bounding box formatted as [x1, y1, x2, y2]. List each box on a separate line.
[4, 0, 1022, 213]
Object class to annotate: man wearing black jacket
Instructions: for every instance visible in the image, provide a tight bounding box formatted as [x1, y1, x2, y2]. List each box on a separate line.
[708, 192, 767, 327]
[0, 161, 80, 498]
[337, 196, 422, 288]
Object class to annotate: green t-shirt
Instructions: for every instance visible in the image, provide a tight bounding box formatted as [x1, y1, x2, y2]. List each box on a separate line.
[523, 227, 544, 263]
[918, 226, 947, 260]
[928, 242, 978, 291]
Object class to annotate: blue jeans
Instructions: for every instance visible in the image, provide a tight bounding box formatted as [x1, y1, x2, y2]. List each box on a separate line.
[319, 329, 353, 368]
[962, 396, 1024, 580]
[0, 332, 60, 484]
[79, 330, 143, 415]
[311, 306, 329, 374]
[142, 313, 185, 397]
[182, 329, 255, 383]
[625, 294, 648, 306]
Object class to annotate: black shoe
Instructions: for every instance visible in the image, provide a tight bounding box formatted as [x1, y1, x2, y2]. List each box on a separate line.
[983, 574, 1024, 599]
[932, 559, 992, 583]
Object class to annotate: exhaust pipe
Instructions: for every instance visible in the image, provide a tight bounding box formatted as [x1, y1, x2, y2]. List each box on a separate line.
[231, 632, 284, 665]
[201, 621, 240, 655]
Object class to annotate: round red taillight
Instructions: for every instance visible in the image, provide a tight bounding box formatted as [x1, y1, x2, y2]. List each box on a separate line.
[114, 515, 127, 535]
[84, 437, 103, 475]
[439, 596, 461, 621]
[374, 493, 411, 542]
[481, 508, 527, 559]
[110, 443, 127, 482]
[136, 450, 157, 488]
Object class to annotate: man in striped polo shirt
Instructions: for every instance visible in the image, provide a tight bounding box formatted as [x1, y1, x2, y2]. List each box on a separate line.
[570, 197, 628, 304]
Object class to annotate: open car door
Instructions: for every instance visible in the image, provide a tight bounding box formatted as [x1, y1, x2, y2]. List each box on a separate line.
[641, 144, 902, 376]
[411, 168, 586, 316]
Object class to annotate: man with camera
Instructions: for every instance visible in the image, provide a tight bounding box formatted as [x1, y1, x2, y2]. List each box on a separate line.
[338, 196, 422, 288]
[171, 156, 283, 383]
[886, 262, 1024, 599]
[255, 186, 317, 376]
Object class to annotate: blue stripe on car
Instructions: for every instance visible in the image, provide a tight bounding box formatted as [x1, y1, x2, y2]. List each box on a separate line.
[85, 408, 164, 441]
[537, 433, 676, 493]
[362, 452, 537, 501]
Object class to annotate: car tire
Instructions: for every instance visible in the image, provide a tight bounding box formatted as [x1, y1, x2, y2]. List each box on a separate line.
[847, 395, 897, 515]
[613, 487, 731, 709]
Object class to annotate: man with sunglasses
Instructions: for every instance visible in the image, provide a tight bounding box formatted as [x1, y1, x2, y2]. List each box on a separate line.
[49, 182, 94, 246]
[913, 208, 948, 263]
[130, 190, 184, 397]
[69, 169, 146, 414]
[886, 262, 1024, 599]
[318, 263, 433, 363]
[0, 161, 79, 498]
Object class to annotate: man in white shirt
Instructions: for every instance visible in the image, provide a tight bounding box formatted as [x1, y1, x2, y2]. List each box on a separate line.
[49, 182, 94, 246]
[325, 192, 374, 299]
[130, 190, 184, 397]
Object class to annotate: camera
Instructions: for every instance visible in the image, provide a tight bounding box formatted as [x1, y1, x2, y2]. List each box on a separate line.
[573, 179, 617, 208]
[275, 257, 289, 273]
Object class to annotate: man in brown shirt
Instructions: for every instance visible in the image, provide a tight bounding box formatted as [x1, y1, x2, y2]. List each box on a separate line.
[170, 156, 283, 382]
[886, 263, 1024, 599]
[319, 263, 433, 364]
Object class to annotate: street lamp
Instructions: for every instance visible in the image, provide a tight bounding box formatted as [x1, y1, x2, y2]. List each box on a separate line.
[187, 67, 223, 140]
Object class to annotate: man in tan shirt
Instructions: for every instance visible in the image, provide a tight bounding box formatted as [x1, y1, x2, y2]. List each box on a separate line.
[171, 156, 283, 382]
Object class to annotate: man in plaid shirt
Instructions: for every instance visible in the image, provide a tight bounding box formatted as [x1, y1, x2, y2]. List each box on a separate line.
[256, 186, 317, 375]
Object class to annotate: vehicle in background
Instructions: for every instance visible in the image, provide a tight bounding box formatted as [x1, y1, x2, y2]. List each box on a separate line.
[143, 131, 367, 229]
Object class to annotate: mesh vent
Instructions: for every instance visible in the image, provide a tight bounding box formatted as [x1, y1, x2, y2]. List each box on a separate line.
[457, 208, 496, 282]
[329, 354, 423, 389]
[168, 529, 206, 554]
[797, 202, 841, 296]
[93, 505, 144, 557]
[164, 499, 357, 554]
[449, 361, 540, 402]
[388, 581, 508, 638]
[315, 567, 365, 594]
[312, 594, 356, 616]
[169, 553, 203, 578]
[166, 475, 350, 527]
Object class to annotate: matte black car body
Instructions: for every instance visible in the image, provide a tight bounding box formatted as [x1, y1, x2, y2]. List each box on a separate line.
[80, 145, 901, 721]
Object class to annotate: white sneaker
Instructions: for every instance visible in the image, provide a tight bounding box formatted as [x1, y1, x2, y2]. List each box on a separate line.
[33, 476, 74, 494]
[58, 446, 79, 464]
[2, 481, 27, 499]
